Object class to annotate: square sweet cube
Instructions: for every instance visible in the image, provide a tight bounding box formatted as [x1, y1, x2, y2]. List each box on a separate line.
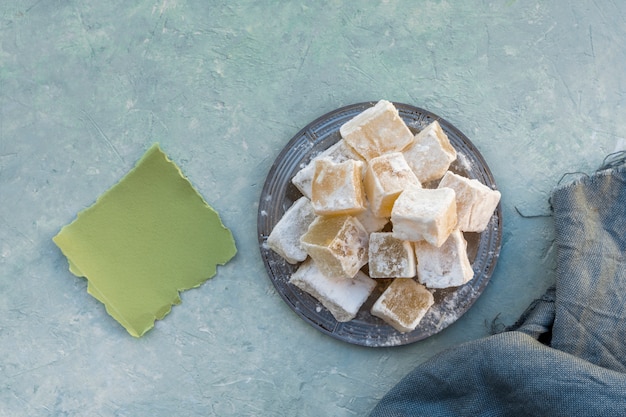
[267, 196, 317, 264]
[292, 139, 364, 199]
[414, 229, 474, 289]
[311, 159, 366, 216]
[364, 152, 422, 218]
[300, 215, 369, 279]
[391, 187, 457, 247]
[368, 232, 416, 278]
[438, 171, 501, 232]
[371, 278, 434, 333]
[403, 120, 457, 183]
[340, 100, 414, 161]
[355, 203, 389, 234]
[290, 259, 377, 322]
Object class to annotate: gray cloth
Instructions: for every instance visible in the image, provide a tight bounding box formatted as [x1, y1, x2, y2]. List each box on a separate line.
[369, 157, 626, 417]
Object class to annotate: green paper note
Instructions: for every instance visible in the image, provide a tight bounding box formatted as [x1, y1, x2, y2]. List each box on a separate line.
[53, 144, 237, 337]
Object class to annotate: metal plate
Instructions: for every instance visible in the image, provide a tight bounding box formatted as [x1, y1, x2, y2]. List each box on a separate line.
[257, 102, 502, 347]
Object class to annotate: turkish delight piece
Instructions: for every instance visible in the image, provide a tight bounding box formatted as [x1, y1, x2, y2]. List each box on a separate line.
[290, 259, 376, 322]
[340, 100, 414, 161]
[371, 278, 434, 333]
[267, 196, 317, 264]
[391, 187, 457, 247]
[414, 229, 474, 289]
[437, 171, 501, 232]
[300, 215, 369, 279]
[364, 152, 421, 218]
[355, 203, 389, 234]
[403, 120, 456, 183]
[311, 159, 366, 216]
[368, 232, 416, 278]
[292, 139, 364, 199]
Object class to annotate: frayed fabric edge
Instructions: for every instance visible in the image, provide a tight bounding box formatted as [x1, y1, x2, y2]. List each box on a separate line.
[599, 150, 626, 171]
[551, 151, 626, 196]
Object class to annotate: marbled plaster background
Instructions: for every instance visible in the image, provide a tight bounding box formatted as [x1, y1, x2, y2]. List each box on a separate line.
[1, 1, 625, 415]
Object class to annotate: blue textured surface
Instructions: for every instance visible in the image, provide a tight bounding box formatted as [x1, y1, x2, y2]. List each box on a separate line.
[1, 1, 626, 415]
